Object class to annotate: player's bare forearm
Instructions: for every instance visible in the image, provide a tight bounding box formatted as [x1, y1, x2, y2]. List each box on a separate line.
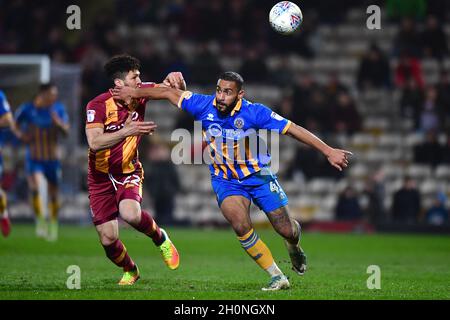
[112, 86, 183, 108]
[86, 115, 157, 151]
[55, 122, 70, 136]
[86, 128, 126, 151]
[286, 122, 332, 155]
[286, 122, 352, 171]
[134, 86, 183, 106]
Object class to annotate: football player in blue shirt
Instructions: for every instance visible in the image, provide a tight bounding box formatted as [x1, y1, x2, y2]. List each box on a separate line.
[15, 83, 70, 241]
[113, 71, 352, 291]
[0, 90, 23, 237]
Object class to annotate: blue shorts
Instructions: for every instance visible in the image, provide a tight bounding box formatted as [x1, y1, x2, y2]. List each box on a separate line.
[211, 168, 288, 213]
[25, 159, 61, 185]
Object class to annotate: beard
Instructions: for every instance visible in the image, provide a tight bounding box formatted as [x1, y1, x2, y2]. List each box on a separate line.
[216, 97, 238, 115]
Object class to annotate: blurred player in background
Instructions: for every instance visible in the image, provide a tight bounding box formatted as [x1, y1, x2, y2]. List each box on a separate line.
[15, 84, 69, 241]
[113, 71, 352, 291]
[0, 90, 23, 237]
[85, 54, 184, 285]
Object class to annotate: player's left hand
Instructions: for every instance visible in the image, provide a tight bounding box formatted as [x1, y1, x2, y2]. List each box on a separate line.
[163, 72, 185, 89]
[326, 148, 352, 171]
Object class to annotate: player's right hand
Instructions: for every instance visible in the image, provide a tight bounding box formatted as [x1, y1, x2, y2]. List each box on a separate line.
[122, 113, 157, 137]
[112, 85, 137, 102]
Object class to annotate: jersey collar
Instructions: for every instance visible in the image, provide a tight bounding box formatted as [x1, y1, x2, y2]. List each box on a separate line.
[213, 98, 242, 116]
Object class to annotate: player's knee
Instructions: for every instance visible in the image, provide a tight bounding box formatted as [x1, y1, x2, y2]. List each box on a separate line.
[121, 210, 141, 225]
[99, 232, 118, 246]
[233, 223, 252, 237]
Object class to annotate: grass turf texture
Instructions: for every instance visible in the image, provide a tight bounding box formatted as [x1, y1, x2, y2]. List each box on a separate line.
[1, 224, 449, 300]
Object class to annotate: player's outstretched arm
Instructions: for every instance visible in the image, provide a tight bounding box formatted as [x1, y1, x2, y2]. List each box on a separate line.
[86, 113, 157, 151]
[286, 122, 352, 171]
[112, 86, 183, 108]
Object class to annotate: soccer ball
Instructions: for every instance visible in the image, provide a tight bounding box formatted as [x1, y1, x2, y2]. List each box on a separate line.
[269, 1, 303, 35]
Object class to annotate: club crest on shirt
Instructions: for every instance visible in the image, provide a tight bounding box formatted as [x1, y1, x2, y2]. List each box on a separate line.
[234, 117, 245, 129]
[87, 110, 95, 122]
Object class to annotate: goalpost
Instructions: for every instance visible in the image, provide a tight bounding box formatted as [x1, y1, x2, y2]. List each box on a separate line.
[0, 54, 85, 223]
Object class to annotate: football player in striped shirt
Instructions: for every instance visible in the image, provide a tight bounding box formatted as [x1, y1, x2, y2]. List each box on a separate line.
[113, 71, 352, 291]
[85, 54, 184, 285]
[15, 83, 70, 241]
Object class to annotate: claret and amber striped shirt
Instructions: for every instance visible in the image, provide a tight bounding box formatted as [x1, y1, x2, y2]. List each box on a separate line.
[85, 83, 155, 175]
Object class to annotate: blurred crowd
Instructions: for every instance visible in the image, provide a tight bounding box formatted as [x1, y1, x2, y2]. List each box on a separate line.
[0, 0, 449, 226]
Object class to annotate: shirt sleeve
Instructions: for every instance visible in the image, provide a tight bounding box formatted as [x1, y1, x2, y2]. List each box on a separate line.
[85, 100, 106, 129]
[254, 103, 291, 134]
[178, 92, 210, 120]
[14, 103, 29, 125]
[53, 102, 69, 124]
[0, 91, 11, 117]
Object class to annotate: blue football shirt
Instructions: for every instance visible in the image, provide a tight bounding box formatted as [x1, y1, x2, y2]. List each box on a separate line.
[177, 91, 291, 181]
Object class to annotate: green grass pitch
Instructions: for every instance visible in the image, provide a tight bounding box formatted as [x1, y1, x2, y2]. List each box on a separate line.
[1, 224, 449, 300]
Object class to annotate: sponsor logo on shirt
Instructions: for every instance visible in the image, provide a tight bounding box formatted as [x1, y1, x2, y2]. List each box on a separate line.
[270, 111, 284, 121]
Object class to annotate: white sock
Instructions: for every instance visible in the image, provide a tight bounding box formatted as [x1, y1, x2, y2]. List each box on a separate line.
[265, 261, 283, 278]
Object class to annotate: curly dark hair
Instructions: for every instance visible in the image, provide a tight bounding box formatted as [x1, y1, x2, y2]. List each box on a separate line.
[104, 54, 141, 82]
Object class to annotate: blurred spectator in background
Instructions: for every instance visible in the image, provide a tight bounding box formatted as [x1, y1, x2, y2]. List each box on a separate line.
[286, 143, 344, 182]
[426, 0, 450, 22]
[329, 92, 362, 135]
[420, 15, 448, 61]
[278, 96, 294, 121]
[291, 75, 317, 126]
[305, 89, 331, 134]
[400, 77, 424, 129]
[436, 72, 450, 131]
[419, 86, 441, 133]
[361, 170, 386, 225]
[422, 192, 449, 226]
[239, 47, 268, 84]
[393, 18, 422, 58]
[271, 56, 295, 87]
[162, 47, 190, 83]
[387, 0, 427, 20]
[325, 73, 348, 102]
[414, 130, 444, 168]
[137, 42, 164, 82]
[335, 186, 364, 221]
[144, 138, 180, 226]
[391, 176, 421, 224]
[174, 111, 196, 132]
[443, 132, 450, 163]
[357, 43, 391, 90]
[394, 52, 424, 89]
[190, 42, 222, 86]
